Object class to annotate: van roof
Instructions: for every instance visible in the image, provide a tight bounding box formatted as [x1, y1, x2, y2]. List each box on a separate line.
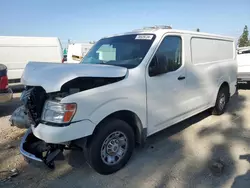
[104, 28, 235, 41]
[0, 36, 60, 46]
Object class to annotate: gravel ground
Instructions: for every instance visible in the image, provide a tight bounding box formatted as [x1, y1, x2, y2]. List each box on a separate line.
[1, 89, 250, 188]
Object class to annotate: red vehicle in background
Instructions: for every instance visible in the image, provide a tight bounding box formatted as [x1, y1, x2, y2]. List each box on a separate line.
[0, 64, 13, 103]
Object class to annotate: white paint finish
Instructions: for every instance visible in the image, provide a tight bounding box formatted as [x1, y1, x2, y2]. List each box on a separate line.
[145, 33, 237, 135]
[189, 62, 220, 107]
[145, 32, 236, 136]
[218, 59, 237, 97]
[107, 29, 234, 42]
[32, 120, 96, 143]
[188, 35, 237, 107]
[0, 36, 63, 80]
[145, 34, 189, 133]
[21, 29, 237, 143]
[237, 53, 250, 76]
[191, 37, 234, 64]
[182, 35, 209, 111]
[21, 62, 128, 93]
[62, 67, 147, 128]
[238, 65, 250, 73]
[146, 67, 187, 133]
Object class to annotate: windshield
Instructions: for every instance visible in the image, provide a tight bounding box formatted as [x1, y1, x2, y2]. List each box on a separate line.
[80, 34, 155, 68]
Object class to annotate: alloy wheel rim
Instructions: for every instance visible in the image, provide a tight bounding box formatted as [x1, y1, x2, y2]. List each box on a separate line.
[101, 131, 128, 165]
[219, 93, 226, 110]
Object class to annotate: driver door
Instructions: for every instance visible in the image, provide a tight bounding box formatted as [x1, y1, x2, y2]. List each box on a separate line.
[146, 35, 189, 134]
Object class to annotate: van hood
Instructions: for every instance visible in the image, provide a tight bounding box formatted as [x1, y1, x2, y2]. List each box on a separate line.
[21, 62, 128, 93]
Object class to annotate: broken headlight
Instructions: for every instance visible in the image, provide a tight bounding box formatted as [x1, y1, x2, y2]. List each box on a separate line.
[41, 100, 76, 124]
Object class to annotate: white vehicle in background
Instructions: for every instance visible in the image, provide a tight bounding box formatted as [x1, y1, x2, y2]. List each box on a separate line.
[237, 46, 250, 84]
[11, 27, 237, 175]
[67, 43, 94, 63]
[0, 36, 64, 84]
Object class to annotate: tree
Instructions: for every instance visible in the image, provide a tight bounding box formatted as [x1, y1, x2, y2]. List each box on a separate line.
[238, 25, 250, 47]
[196, 28, 200, 32]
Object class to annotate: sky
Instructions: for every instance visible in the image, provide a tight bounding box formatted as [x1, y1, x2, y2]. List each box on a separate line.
[1, 0, 250, 46]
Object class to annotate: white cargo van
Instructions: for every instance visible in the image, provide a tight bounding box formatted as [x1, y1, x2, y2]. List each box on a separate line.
[237, 46, 250, 84]
[11, 27, 237, 174]
[0, 36, 63, 83]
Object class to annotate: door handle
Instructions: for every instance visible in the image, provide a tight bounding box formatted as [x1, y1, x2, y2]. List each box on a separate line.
[178, 76, 185, 80]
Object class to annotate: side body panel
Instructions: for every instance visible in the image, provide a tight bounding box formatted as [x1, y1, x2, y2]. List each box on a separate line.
[61, 67, 148, 134]
[188, 35, 237, 107]
[146, 33, 237, 136]
[145, 33, 192, 134]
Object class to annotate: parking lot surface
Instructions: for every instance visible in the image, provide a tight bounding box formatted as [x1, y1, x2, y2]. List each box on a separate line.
[1, 90, 250, 188]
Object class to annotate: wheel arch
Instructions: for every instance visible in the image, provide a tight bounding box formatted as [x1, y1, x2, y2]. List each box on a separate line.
[213, 81, 230, 106]
[91, 110, 147, 147]
[219, 82, 230, 101]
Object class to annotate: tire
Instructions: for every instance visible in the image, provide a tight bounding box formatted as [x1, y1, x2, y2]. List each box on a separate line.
[212, 86, 229, 115]
[85, 118, 135, 175]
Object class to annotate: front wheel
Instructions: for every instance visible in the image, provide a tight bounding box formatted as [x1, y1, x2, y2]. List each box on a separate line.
[85, 118, 135, 175]
[212, 86, 229, 115]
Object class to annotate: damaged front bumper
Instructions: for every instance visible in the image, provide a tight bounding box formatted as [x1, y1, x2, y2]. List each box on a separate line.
[20, 128, 86, 169]
[20, 128, 43, 163]
[20, 128, 63, 169]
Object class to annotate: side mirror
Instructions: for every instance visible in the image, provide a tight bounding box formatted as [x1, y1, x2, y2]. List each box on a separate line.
[149, 55, 168, 77]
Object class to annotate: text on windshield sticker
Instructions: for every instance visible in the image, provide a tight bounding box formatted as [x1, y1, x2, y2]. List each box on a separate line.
[135, 35, 153, 40]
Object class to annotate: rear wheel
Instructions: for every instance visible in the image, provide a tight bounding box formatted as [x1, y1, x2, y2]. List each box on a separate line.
[212, 86, 229, 115]
[85, 118, 135, 175]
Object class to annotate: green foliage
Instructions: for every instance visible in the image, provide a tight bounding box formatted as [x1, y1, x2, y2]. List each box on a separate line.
[238, 25, 250, 47]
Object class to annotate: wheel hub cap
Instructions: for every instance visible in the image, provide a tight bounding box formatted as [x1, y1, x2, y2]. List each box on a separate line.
[107, 139, 119, 154]
[101, 131, 128, 165]
[219, 93, 226, 110]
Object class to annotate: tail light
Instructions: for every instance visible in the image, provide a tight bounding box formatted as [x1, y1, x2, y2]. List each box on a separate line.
[0, 75, 8, 90]
[62, 58, 64, 63]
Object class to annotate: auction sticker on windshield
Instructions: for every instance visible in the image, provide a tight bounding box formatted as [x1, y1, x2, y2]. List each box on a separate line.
[135, 35, 153, 40]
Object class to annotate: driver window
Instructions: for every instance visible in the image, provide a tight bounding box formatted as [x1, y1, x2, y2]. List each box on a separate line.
[152, 36, 182, 73]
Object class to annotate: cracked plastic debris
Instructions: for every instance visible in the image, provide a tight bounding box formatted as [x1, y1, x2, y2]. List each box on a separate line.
[9, 105, 30, 129]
